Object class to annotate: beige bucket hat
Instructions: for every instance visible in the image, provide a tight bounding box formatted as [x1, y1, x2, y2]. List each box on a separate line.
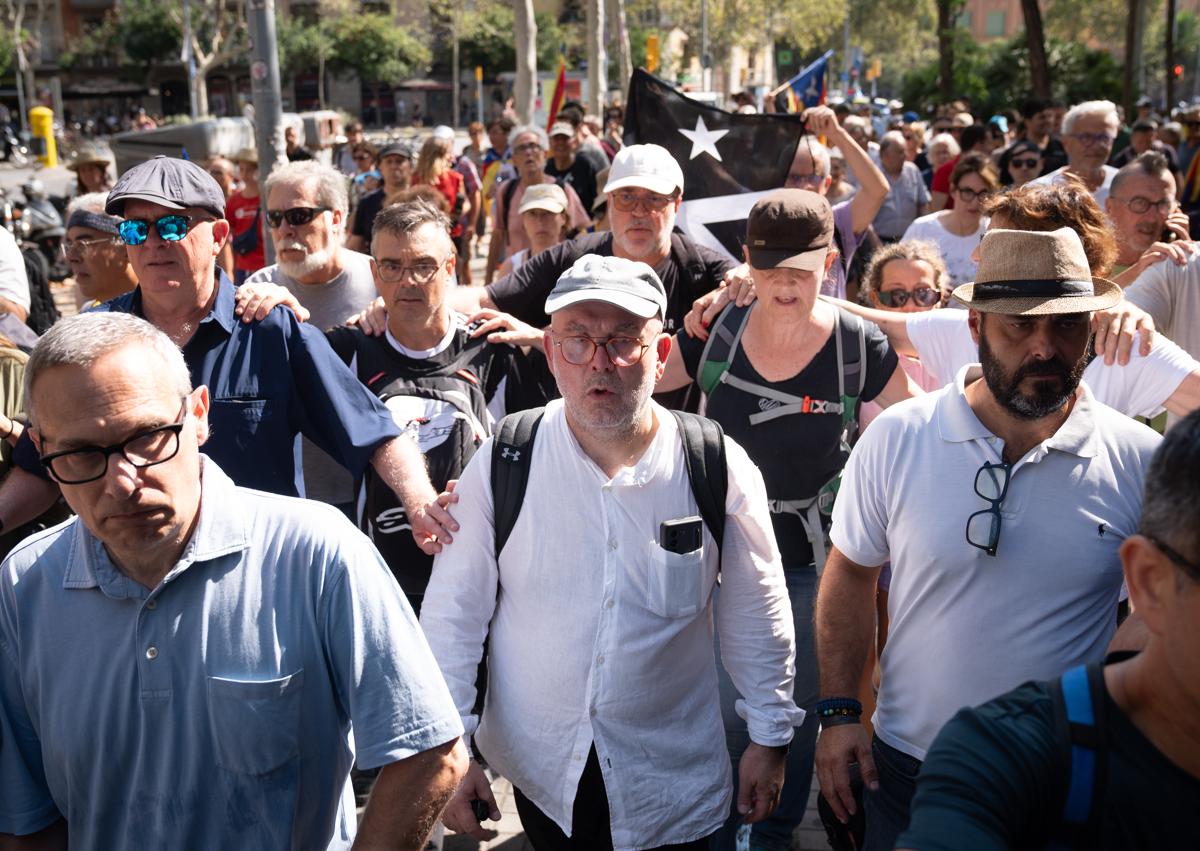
[952, 227, 1122, 315]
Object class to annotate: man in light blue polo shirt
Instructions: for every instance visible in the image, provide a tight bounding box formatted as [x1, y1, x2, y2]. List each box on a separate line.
[0, 312, 466, 849]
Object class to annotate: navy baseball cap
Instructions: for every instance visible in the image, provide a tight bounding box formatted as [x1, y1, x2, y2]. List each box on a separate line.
[106, 155, 227, 217]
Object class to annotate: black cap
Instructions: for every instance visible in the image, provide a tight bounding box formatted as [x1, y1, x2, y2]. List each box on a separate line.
[105, 155, 227, 217]
[377, 141, 414, 161]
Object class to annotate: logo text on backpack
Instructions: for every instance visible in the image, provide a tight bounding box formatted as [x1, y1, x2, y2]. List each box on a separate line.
[500, 447, 521, 462]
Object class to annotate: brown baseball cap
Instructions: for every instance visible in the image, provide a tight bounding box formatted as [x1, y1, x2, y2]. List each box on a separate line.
[745, 189, 834, 272]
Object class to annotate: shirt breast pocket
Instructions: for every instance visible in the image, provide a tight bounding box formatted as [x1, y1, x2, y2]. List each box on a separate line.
[208, 397, 279, 450]
[644, 541, 707, 619]
[207, 670, 304, 776]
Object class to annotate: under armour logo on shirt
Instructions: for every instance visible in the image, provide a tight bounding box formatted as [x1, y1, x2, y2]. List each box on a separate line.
[500, 447, 521, 462]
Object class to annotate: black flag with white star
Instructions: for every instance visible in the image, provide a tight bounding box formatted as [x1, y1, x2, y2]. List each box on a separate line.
[623, 69, 807, 259]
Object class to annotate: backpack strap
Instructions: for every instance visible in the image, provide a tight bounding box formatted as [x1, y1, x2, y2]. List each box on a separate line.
[1048, 662, 1109, 851]
[833, 308, 868, 442]
[490, 407, 545, 557]
[670, 230, 711, 303]
[669, 411, 728, 559]
[696, 301, 753, 397]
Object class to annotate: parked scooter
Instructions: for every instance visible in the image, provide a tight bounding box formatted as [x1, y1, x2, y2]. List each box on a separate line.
[1, 124, 30, 166]
[10, 179, 69, 283]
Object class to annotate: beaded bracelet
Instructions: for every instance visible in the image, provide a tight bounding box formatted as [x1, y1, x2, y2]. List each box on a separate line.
[818, 713, 862, 730]
[813, 697, 863, 718]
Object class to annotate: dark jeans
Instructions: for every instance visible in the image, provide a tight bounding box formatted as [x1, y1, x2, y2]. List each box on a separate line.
[513, 748, 712, 851]
[863, 736, 923, 851]
[710, 567, 819, 851]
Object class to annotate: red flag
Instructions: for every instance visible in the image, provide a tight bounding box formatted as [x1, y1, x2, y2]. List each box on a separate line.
[546, 57, 566, 131]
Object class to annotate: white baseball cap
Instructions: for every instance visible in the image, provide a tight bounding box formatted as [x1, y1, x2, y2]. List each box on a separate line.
[603, 144, 685, 197]
[545, 254, 668, 320]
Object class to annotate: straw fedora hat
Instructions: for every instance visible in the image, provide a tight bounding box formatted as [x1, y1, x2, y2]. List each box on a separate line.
[233, 147, 258, 165]
[67, 145, 111, 172]
[952, 227, 1122, 315]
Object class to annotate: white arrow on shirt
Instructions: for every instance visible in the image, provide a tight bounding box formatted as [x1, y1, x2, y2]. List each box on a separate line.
[678, 116, 730, 162]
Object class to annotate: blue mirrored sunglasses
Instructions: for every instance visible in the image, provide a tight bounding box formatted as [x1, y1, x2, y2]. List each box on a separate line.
[118, 214, 210, 246]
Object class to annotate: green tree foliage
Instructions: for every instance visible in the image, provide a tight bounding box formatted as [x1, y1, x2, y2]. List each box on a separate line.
[900, 33, 1122, 117]
[276, 17, 323, 83]
[328, 13, 430, 85]
[59, 0, 181, 70]
[429, 3, 570, 76]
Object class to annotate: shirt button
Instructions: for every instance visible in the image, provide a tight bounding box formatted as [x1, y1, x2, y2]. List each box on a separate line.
[590, 706, 597, 716]
[605, 599, 615, 609]
[145, 599, 157, 610]
[596, 655, 605, 665]
[608, 539, 618, 551]
[145, 646, 159, 660]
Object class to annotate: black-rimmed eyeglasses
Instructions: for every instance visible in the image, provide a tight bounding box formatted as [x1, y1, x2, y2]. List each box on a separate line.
[966, 461, 1011, 557]
[39, 401, 189, 484]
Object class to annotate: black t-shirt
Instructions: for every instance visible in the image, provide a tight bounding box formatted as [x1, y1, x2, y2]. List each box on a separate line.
[325, 322, 553, 605]
[677, 307, 896, 565]
[488, 230, 735, 411]
[1111, 141, 1180, 172]
[487, 231, 735, 334]
[899, 666, 1200, 851]
[545, 156, 599, 214]
[351, 189, 386, 240]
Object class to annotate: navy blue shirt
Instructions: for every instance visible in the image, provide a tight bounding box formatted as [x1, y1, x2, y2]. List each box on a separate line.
[17, 274, 401, 497]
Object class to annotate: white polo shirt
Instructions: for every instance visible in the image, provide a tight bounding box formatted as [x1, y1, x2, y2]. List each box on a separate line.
[904, 309, 1197, 419]
[830, 368, 1160, 760]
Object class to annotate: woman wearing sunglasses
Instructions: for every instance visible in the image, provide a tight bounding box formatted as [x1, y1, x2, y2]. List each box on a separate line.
[901, 153, 997, 287]
[858, 241, 947, 430]
[1001, 139, 1044, 188]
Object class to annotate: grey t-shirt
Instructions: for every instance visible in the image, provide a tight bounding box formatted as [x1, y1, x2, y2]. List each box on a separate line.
[245, 249, 379, 504]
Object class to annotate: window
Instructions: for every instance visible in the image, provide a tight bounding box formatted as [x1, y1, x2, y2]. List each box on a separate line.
[986, 10, 1007, 38]
[957, 10, 972, 29]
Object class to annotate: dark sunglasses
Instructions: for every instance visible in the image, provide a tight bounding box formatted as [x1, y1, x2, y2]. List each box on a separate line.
[1010, 157, 1041, 169]
[266, 206, 330, 228]
[966, 461, 1011, 557]
[118, 215, 211, 246]
[876, 287, 941, 308]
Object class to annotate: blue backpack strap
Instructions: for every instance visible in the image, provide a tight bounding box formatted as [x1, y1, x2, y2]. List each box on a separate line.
[1047, 662, 1108, 851]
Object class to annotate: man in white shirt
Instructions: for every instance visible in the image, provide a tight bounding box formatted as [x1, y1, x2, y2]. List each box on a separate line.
[420, 255, 802, 848]
[1029, 101, 1120, 207]
[814, 228, 1161, 851]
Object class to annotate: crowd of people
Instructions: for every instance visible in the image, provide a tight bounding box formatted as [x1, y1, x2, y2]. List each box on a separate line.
[0, 86, 1198, 851]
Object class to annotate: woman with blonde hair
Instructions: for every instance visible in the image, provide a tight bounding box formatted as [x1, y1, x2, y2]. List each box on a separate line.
[412, 135, 467, 240]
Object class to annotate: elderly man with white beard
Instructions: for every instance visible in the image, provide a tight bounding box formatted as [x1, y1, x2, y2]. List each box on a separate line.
[245, 160, 381, 511]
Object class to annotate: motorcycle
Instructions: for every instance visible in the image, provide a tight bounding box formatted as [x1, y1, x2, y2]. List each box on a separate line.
[10, 179, 70, 283]
[1, 124, 30, 166]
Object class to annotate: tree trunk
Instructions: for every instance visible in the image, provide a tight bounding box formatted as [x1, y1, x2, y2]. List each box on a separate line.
[374, 80, 382, 127]
[452, 5, 461, 128]
[586, 0, 607, 114]
[318, 41, 327, 110]
[513, 0, 537, 124]
[607, 0, 632, 103]
[194, 70, 210, 118]
[1020, 0, 1051, 99]
[1124, 0, 1146, 118]
[937, 0, 954, 103]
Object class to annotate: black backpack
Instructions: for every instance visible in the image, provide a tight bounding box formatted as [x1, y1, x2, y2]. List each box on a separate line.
[1044, 662, 1109, 851]
[490, 408, 728, 560]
